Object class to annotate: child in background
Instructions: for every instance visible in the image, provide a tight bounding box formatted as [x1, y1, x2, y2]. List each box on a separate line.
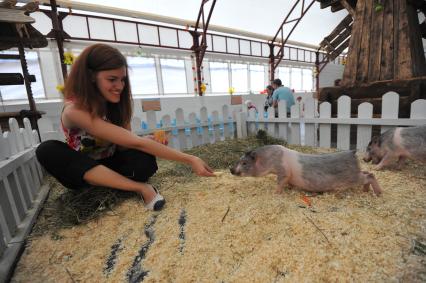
[263, 85, 274, 112]
[36, 44, 215, 211]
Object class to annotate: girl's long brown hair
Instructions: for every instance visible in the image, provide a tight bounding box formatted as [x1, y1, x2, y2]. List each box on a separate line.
[64, 44, 133, 127]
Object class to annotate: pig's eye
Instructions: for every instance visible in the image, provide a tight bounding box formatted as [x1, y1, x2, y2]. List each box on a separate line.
[242, 162, 247, 166]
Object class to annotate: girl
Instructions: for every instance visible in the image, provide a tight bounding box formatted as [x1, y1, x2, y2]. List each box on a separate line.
[36, 44, 215, 211]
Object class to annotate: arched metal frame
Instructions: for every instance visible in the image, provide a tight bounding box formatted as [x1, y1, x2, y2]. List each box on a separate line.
[41, 0, 342, 94]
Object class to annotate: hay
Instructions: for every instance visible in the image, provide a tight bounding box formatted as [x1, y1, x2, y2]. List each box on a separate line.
[31, 130, 288, 235]
[11, 132, 426, 282]
[154, 130, 288, 181]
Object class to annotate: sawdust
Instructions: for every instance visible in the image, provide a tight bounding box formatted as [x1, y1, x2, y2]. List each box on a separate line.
[11, 138, 426, 282]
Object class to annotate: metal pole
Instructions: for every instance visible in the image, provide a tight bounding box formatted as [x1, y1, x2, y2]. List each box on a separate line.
[191, 31, 203, 96]
[191, 0, 217, 96]
[50, 0, 67, 79]
[269, 43, 275, 82]
[17, 37, 41, 139]
[315, 51, 320, 99]
[17, 40, 36, 112]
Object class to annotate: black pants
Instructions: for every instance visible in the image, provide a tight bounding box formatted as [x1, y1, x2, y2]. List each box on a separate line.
[36, 140, 158, 190]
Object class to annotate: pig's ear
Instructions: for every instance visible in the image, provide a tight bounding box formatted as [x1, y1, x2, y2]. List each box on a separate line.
[249, 151, 257, 160]
[371, 136, 381, 146]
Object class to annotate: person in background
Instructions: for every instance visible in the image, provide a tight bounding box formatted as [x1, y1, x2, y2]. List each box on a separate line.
[296, 96, 304, 117]
[36, 44, 215, 211]
[271, 78, 295, 117]
[263, 85, 274, 112]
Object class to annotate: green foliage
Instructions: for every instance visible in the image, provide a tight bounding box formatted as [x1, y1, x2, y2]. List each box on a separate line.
[374, 2, 383, 12]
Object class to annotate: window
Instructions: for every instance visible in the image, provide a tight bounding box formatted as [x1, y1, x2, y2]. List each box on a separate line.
[291, 67, 302, 91]
[0, 51, 45, 100]
[160, 58, 187, 94]
[127, 56, 158, 95]
[230, 63, 247, 93]
[278, 67, 291, 88]
[249, 65, 265, 92]
[302, 69, 313, 91]
[209, 62, 229, 93]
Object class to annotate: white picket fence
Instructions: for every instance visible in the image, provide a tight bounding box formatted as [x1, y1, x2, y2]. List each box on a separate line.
[0, 118, 48, 282]
[240, 91, 426, 150]
[130, 104, 237, 150]
[0, 91, 425, 281]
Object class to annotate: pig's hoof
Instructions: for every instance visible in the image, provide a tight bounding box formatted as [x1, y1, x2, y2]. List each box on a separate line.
[362, 184, 370, 192]
[274, 189, 284, 194]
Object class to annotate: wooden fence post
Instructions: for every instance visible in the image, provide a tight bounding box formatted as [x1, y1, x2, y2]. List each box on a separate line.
[277, 101, 287, 141]
[289, 104, 300, 145]
[410, 99, 426, 119]
[357, 102, 373, 151]
[381, 91, 399, 133]
[304, 97, 316, 147]
[337, 95, 351, 150]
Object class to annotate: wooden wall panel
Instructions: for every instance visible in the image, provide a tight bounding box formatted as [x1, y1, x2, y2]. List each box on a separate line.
[342, 0, 426, 87]
[367, 0, 384, 82]
[380, 0, 394, 81]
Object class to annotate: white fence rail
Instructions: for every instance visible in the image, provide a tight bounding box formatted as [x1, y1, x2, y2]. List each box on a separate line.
[0, 91, 425, 281]
[0, 118, 49, 282]
[30, 92, 426, 152]
[130, 104, 237, 150]
[241, 92, 426, 150]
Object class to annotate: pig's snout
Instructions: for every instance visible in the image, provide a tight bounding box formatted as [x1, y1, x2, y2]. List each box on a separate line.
[230, 166, 240, 176]
[363, 152, 372, 163]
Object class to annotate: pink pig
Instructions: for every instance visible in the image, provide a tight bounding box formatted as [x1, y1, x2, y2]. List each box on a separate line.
[231, 145, 382, 196]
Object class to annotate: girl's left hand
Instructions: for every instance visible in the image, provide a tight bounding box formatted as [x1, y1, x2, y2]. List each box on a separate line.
[190, 156, 216, 177]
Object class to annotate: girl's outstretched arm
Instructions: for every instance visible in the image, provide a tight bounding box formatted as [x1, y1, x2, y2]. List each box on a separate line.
[62, 105, 215, 177]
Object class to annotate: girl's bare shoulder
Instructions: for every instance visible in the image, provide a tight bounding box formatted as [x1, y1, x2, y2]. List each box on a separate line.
[62, 102, 91, 128]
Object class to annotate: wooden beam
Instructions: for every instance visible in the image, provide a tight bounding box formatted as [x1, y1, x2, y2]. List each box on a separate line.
[329, 38, 350, 60]
[0, 54, 20, 60]
[340, 0, 355, 16]
[331, 2, 344, 12]
[0, 73, 36, 85]
[355, 0, 373, 84]
[330, 26, 352, 48]
[380, 0, 394, 80]
[319, 0, 340, 9]
[320, 15, 353, 47]
[342, 0, 366, 86]
[420, 21, 426, 38]
[367, 0, 385, 82]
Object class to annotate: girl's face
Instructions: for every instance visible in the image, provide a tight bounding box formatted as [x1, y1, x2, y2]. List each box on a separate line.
[95, 67, 127, 103]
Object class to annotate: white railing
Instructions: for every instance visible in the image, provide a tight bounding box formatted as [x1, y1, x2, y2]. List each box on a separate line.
[0, 118, 48, 282]
[239, 91, 426, 150]
[31, 92, 426, 152]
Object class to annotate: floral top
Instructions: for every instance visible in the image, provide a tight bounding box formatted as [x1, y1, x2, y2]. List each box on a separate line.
[61, 103, 116, 160]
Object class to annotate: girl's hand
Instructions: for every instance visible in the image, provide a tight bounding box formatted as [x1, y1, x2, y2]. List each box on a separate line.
[190, 156, 216, 177]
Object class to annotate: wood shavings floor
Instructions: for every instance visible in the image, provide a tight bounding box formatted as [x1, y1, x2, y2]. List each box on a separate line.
[11, 151, 426, 282]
